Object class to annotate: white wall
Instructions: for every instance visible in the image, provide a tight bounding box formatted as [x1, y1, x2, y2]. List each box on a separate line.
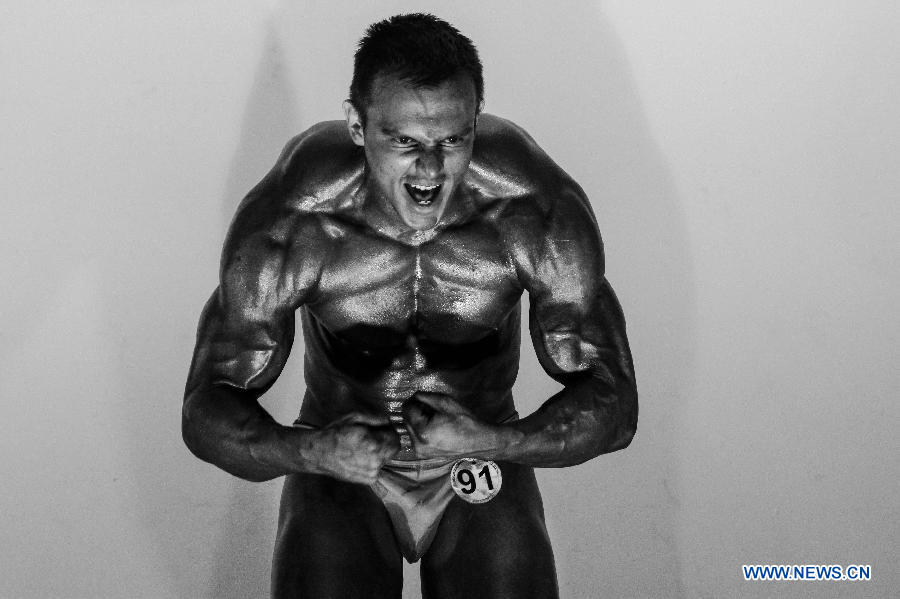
[2, 1, 897, 597]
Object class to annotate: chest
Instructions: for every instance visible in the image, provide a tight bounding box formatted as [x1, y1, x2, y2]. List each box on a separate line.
[307, 221, 522, 344]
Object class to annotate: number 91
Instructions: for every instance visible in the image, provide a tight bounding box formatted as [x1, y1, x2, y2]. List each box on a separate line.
[456, 465, 495, 494]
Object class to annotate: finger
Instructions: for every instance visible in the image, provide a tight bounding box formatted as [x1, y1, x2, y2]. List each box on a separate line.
[350, 411, 393, 427]
[331, 456, 384, 484]
[402, 400, 432, 435]
[412, 392, 465, 415]
[331, 411, 392, 428]
[368, 426, 399, 453]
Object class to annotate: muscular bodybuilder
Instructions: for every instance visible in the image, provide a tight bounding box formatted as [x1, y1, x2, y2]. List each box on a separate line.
[183, 14, 637, 598]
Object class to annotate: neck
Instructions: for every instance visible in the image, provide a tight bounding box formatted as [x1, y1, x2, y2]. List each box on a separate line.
[360, 178, 476, 246]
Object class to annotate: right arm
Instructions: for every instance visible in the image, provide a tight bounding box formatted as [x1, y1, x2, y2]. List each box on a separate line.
[182, 272, 306, 483]
[182, 289, 398, 483]
[182, 153, 396, 483]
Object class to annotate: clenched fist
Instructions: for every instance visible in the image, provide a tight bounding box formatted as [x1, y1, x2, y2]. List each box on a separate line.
[306, 412, 400, 484]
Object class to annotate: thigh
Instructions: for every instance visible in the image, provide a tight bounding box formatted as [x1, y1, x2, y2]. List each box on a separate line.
[272, 472, 403, 599]
[420, 462, 558, 599]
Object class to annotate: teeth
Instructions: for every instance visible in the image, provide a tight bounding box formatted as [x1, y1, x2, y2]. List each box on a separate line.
[404, 182, 441, 207]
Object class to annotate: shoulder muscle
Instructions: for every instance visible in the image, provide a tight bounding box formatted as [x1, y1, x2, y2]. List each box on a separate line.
[474, 116, 603, 290]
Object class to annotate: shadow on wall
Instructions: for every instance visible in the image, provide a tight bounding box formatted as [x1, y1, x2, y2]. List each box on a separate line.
[91, 19, 304, 599]
[206, 22, 306, 599]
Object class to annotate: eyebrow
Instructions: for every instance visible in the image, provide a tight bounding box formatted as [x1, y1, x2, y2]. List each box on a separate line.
[381, 125, 474, 140]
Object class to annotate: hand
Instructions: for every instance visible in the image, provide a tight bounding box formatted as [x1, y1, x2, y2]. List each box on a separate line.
[402, 393, 504, 459]
[306, 412, 399, 485]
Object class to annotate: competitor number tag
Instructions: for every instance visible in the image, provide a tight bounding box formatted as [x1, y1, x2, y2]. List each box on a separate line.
[450, 458, 502, 504]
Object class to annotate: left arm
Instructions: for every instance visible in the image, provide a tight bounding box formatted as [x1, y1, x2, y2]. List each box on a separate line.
[497, 180, 637, 466]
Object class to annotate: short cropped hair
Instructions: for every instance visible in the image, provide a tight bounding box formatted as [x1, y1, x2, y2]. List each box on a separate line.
[349, 14, 484, 121]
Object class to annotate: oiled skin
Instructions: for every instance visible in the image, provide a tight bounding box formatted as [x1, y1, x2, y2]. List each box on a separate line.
[183, 113, 637, 597]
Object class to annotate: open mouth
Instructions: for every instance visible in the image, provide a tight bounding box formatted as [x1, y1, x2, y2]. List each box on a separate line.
[404, 183, 442, 206]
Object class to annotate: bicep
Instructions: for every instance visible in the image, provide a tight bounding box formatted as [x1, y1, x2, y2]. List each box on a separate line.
[186, 285, 296, 397]
[184, 130, 332, 400]
[187, 222, 320, 396]
[528, 276, 632, 388]
[521, 190, 633, 386]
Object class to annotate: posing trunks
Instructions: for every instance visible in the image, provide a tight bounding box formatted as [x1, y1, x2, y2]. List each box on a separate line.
[293, 413, 516, 562]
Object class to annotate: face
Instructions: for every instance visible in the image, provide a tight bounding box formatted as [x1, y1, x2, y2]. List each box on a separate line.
[344, 72, 479, 231]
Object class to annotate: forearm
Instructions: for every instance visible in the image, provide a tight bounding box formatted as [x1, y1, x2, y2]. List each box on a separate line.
[491, 373, 637, 467]
[182, 384, 313, 482]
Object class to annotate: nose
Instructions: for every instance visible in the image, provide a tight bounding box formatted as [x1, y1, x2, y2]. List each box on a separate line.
[417, 148, 443, 179]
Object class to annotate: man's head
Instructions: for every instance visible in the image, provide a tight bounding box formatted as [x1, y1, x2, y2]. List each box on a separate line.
[344, 14, 483, 231]
[348, 13, 483, 124]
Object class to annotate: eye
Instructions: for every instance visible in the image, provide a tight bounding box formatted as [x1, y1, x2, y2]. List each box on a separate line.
[392, 136, 415, 146]
[442, 136, 463, 145]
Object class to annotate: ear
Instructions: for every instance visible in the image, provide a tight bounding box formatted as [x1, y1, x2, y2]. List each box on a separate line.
[343, 100, 365, 146]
